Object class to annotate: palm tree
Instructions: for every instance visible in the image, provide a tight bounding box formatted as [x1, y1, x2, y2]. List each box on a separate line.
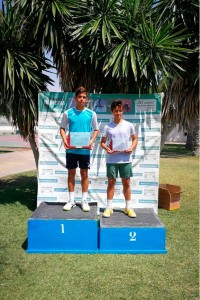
[70, 0, 199, 153]
[2, 0, 198, 165]
[63, 0, 191, 94]
[13, 0, 194, 95]
[18, 0, 190, 95]
[154, 0, 199, 153]
[13, 0, 84, 91]
[0, 1, 53, 166]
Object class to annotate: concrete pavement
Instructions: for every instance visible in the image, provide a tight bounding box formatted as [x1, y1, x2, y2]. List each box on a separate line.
[0, 150, 36, 177]
[0, 134, 36, 178]
[0, 134, 31, 148]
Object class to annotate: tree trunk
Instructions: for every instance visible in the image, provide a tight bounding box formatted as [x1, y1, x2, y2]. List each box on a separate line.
[186, 116, 199, 156]
[160, 121, 176, 152]
[185, 132, 193, 149]
[28, 135, 39, 169]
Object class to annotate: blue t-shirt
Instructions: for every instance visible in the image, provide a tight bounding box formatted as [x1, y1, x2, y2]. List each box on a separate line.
[60, 107, 98, 155]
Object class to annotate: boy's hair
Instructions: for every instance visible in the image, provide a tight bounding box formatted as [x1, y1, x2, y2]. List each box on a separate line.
[75, 86, 87, 97]
[110, 99, 123, 111]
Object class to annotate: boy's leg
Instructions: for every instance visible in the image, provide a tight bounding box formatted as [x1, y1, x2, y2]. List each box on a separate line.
[103, 177, 116, 217]
[107, 178, 116, 200]
[68, 169, 76, 192]
[80, 168, 90, 211]
[80, 168, 89, 193]
[79, 154, 90, 212]
[103, 164, 118, 217]
[63, 153, 77, 211]
[120, 164, 136, 218]
[63, 169, 76, 211]
[122, 177, 131, 200]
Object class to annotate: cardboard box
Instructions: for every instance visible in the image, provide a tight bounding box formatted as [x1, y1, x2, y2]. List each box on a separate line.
[158, 184, 181, 210]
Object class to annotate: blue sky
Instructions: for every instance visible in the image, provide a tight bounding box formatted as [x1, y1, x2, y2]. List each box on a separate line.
[44, 52, 61, 92]
[46, 71, 61, 92]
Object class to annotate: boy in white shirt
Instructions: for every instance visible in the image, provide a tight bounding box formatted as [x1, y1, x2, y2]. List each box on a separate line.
[100, 99, 138, 217]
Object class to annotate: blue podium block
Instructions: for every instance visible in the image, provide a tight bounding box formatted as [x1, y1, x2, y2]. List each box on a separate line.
[99, 209, 167, 254]
[27, 202, 98, 254]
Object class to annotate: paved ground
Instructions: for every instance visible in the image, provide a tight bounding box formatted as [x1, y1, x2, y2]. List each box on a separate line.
[0, 134, 31, 148]
[0, 134, 36, 178]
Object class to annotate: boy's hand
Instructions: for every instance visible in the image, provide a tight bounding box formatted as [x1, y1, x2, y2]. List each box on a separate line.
[106, 147, 114, 154]
[89, 141, 94, 150]
[63, 140, 69, 149]
[124, 147, 134, 154]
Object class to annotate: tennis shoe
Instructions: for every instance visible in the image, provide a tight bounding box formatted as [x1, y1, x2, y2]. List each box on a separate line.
[63, 201, 76, 211]
[81, 200, 90, 212]
[124, 208, 136, 218]
[103, 208, 113, 218]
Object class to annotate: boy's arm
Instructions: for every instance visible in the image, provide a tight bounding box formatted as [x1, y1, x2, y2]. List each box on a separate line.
[89, 112, 99, 149]
[100, 136, 113, 154]
[60, 112, 69, 149]
[125, 133, 138, 153]
[100, 136, 107, 151]
[131, 133, 138, 150]
[89, 129, 99, 149]
[60, 127, 69, 149]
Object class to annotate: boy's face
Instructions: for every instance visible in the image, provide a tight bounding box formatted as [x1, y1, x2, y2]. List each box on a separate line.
[112, 105, 124, 120]
[75, 92, 88, 109]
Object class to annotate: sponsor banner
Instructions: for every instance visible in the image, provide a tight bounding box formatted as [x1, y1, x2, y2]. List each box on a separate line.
[39, 161, 59, 165]
[37, 92, 162, 213]
[145, 135, 160, 146]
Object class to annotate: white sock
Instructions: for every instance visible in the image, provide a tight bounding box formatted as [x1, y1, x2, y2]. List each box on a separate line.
[82, 192, 88, 201]
[107, 199, 113, 209]
[126, 200, 132, 209]
[69, 192, 74, 203]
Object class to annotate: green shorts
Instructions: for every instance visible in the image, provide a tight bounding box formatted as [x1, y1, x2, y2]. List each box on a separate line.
[107, 163, 133, 179]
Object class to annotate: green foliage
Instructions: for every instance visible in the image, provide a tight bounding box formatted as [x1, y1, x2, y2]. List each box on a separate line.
[14, 0, 77, 50]
[159, 0, 199, 131]
[0, 1, 53, 137]
[0, 0, 199, 144]
[67, 0, 193, 93]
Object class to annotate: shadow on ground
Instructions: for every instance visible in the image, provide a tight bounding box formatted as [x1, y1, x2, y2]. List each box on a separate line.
[0, 149, 13, 153]
[0, 172, 37, 211]
[22, 238, 28, 251]
[161, 143, 193, 158]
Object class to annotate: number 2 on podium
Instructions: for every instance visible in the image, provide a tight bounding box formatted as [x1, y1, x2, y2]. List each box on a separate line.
[129, 231, 136, 241]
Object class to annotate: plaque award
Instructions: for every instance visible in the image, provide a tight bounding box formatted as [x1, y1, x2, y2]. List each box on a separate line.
[109, 137, 129, 153]
[67, 132, 91, 149]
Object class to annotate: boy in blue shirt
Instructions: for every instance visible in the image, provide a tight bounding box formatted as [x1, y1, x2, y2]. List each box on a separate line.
[60, 87, 99, 211]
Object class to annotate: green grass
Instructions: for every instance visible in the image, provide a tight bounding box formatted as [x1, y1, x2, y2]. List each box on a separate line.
[161, 143, 194, 157]
[0, 144, 199, 300]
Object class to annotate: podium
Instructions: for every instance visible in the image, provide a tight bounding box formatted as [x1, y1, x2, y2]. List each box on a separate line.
[99, 209, 167, 254]
[27, 202, 98, 254]
[27, 203, 167, 254]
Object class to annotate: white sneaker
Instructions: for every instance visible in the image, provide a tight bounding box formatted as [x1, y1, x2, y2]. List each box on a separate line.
[63, 201, 76, 211]
[81, 200, 90, 212]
